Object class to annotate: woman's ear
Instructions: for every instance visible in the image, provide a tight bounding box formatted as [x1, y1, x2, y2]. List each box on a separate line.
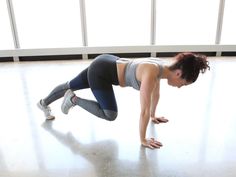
[175, 69, 182, 78]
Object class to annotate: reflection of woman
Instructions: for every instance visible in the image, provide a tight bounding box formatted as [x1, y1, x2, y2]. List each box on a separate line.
[38, 53, 210, 149]
[42, 121, 153, 177]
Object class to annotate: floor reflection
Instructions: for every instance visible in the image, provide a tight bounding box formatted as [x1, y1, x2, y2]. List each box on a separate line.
[42, 121, 160, 177]
[0, 150, 7, 171]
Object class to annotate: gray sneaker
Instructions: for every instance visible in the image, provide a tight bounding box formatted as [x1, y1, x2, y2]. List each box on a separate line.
[37, 100, 55, 120]
[61, 89, 75, 114]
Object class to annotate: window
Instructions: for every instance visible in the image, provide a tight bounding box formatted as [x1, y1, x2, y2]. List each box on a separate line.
[221, 0, 236, 44]
[12, 0, 82, 49]
[86, 0, 150, 46]
[0, 0, 14, 50]
[155, 0, 220, 45]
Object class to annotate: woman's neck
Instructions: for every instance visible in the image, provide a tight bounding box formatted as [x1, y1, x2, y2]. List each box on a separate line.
[161, 65, 170, 79]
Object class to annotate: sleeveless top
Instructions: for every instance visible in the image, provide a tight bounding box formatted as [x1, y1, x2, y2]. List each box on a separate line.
[124, 58, 163, 90]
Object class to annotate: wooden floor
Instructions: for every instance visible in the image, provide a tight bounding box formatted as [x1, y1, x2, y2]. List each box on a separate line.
[0, 57, 236, 177]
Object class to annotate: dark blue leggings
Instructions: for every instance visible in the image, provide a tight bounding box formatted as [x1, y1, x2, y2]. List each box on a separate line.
[69, 54, 120, 119]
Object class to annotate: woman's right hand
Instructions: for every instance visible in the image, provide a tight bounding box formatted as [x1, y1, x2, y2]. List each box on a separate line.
[141, 138, 163, 149]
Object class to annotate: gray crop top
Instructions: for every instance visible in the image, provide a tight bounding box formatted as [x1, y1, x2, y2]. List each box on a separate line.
[124, 58, 163, 90]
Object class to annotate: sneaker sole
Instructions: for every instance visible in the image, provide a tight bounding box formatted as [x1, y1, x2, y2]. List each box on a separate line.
[37, 100, 55, 120]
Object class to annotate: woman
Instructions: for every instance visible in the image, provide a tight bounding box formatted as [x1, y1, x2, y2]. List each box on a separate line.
[37, 53, 210, 149]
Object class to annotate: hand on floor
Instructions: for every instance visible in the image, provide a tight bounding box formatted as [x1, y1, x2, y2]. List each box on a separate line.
[151, 116, 169, 124]
[142, 138, 163, 149]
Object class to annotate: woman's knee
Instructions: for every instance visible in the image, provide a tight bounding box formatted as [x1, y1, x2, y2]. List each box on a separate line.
[103, 110, 118, 121]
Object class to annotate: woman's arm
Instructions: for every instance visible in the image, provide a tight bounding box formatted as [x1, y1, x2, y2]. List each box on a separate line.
[138, 64, 163, 149]
[150, 82, 160, 118]
[150, 82, 169, 124]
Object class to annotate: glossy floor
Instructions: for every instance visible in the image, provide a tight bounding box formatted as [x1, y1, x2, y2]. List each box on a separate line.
[0, 57, 236, 177]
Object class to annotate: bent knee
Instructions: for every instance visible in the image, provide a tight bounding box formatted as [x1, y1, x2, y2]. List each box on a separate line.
[104, 110, 118, 121]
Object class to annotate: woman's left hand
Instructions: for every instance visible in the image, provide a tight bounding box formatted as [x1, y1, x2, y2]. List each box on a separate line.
[151, 116, 168, 124]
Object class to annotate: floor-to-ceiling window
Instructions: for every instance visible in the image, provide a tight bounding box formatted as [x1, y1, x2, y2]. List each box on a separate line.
[221, 0, 236, 44]
[12, 0, 83, 48]
[155, 0, 220, 45]
[86, 0, 150, 46]
[0, 0, 14, 50]
[0, 0, 235, 60]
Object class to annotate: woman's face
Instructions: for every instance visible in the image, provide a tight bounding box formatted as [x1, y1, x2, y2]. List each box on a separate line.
[168, 69, 190, 88]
